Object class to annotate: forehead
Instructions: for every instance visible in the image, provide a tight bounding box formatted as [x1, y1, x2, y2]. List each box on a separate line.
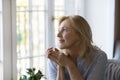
[59, 19, 72, 28]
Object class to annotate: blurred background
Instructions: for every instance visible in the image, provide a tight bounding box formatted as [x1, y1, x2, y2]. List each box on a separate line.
[0, 0, 120, 80]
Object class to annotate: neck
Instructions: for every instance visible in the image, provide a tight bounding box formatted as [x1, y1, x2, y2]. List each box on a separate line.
[66, 45, 80, 60]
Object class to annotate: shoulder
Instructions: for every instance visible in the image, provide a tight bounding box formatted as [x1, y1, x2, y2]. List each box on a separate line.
[91, 49, 107, 61]
[89, 49, 108, 67]
[85, 49, 107, 80]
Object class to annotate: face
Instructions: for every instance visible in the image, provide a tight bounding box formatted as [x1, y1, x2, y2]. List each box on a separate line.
[57, 19, 80, 49]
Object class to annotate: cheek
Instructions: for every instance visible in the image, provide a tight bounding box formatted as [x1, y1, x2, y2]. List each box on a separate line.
[62, 31, 80, 43]
[63, 33, 71, 40]
[64, 33, 78, 42]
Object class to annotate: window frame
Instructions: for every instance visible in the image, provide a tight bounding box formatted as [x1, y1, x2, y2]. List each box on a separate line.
[2, 0, 16, 80]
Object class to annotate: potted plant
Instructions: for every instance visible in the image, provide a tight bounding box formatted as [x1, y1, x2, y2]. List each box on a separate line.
[19, 68, 46, 80]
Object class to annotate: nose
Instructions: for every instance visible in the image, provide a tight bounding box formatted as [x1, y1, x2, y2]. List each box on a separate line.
[57, 31, 62, 37]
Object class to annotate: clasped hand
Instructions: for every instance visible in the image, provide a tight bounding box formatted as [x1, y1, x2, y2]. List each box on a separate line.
[46, 48, 73, 67]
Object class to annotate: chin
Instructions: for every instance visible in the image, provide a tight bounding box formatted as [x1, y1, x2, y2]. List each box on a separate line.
[59, 45, 65, 49]
[59, 45, 69, 49]
[59, 46, 64, 49]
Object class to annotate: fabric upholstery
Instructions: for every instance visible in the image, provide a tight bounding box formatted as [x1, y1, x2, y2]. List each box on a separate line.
[105, 59, 120, 80]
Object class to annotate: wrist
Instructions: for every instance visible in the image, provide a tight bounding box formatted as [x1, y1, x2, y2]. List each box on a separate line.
[65, 61, 77, 70]
[57, 65, 65, 70]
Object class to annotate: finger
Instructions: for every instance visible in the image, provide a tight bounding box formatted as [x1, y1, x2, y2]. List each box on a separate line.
[50, 52, 59, 58]
[49, 53, 65, 66]
[47, 48, 54, 55]
[47, 47, 53, 50]
[47, 47, 53, 52]
[54, 48, 59, 51]
[46, 48, 54, 58]
[48, 54, 58, 63]
[47, 52, 51, 58]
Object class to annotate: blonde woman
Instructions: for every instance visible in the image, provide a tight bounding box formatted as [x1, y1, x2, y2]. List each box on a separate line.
[46, 15, 107, 80]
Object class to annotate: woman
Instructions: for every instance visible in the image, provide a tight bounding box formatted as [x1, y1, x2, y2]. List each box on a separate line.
[46, 15, 107, 80]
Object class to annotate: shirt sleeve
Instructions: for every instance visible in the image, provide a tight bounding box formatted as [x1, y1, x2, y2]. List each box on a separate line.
[87, 51, 107, 80]
[47, 59, 57, 80]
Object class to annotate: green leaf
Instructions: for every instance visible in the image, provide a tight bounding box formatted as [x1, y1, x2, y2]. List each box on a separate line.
[19, 68, 46, 80]
[27, 68, 35, 76]
[19, 75, 27, 80]
[35, 70, 44, 80]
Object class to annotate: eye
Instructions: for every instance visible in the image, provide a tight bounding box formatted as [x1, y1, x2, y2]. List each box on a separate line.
[63, 28, 68, 31]
[58, 26, 69, 33]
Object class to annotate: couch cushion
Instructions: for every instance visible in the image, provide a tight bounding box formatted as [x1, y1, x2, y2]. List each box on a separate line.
[105, 59, 120, 80]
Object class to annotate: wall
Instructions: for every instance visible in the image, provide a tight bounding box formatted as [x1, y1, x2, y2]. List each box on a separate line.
[83, 0, 115, 58]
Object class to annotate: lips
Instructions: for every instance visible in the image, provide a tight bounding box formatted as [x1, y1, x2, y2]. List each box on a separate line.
[58, 39, 64, 43]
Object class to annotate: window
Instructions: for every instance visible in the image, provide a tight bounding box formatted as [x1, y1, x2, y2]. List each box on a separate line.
[16, 0, 65, 79]
[16, 0, 47, 79]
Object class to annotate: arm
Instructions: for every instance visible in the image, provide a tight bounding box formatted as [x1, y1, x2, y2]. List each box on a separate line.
[65, 61, 84, 80]
[47, 59, 57, 80]
[57, 65, 65, 80]
[47, 48, 84, 80]
[47, 48, 66, 80]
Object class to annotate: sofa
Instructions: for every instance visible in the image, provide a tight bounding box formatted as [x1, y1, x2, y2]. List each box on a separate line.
[105, 59, 120, 80]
